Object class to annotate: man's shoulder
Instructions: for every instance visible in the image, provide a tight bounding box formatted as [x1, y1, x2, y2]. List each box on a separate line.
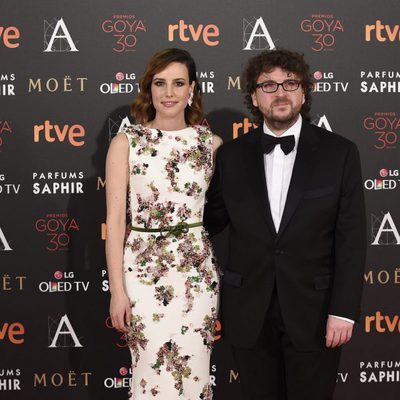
[305, 121, 357, 151]
[219, 126, 261, 155]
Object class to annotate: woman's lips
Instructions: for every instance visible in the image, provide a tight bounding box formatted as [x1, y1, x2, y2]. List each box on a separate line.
[161, 101, 178, 107]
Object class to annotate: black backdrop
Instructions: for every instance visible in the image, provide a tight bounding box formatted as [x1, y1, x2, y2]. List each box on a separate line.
[1, 0, 400, 399]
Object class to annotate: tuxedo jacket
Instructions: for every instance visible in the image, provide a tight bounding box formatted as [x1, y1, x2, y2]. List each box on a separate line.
[204, 122, 366, 351]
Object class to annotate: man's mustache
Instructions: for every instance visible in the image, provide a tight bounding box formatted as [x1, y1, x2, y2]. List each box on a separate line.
[272, 99, 291, 106]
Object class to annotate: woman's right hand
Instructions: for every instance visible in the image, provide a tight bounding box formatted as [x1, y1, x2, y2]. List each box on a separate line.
[109, 292, 132, 333]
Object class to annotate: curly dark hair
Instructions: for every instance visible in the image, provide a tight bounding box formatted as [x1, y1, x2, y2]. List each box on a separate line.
[131, 48, 202, 125]
[242, 48, 314, 123]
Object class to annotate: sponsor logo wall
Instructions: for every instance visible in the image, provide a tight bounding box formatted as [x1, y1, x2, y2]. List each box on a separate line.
[2, 1, 399, 399]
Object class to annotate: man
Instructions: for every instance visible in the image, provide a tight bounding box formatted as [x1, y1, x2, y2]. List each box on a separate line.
[204, 49, 366, 400]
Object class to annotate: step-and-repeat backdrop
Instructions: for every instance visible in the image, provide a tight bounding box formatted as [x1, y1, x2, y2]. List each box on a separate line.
[1, 0, 400, 398]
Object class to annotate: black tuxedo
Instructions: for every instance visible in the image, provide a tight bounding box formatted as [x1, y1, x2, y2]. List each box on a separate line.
[204, 122, 366, 352]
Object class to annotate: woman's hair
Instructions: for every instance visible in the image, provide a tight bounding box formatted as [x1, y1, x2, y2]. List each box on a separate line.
[131, 48, 203, 125]
[242, 48, 314, 123]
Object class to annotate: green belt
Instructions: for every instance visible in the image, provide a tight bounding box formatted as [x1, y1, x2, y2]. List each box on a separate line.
[130, 221, 203, 238]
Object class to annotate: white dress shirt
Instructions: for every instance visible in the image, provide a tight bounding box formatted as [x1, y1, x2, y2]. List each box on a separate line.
[263, 115, 354, 325]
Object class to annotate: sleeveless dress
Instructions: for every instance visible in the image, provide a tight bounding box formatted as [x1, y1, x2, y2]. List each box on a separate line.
[121, 124, 219, 400]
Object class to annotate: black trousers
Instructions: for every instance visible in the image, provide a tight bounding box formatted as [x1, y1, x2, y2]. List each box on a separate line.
[231, 289, 341, 400]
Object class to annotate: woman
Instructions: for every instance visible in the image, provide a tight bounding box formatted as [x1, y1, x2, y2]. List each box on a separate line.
[105, 48, 222, 399]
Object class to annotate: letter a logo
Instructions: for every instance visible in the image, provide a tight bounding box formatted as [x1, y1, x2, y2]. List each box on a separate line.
[48, 314, 83, 348]
[0, 227, 12, 251]
[371, 212, 400, 245]
[43, 18, 79, 52]
[243, 17, 275, 51]
[315, 115, 333, 132]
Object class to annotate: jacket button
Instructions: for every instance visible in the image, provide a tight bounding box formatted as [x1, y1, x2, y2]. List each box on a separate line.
[275, 249, 284, 255]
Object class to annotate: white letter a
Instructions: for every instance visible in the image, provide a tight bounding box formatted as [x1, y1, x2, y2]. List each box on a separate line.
[44, 18, 79, 52]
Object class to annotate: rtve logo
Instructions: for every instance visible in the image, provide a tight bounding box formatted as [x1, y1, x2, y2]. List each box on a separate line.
[0, 25, 20, 48]
[33, 120, 85, 146]
[168, 20, 219, 46]
[0, 321, 25, 344]
[365, 312, 400, 333]
[365, 20, 400, 42]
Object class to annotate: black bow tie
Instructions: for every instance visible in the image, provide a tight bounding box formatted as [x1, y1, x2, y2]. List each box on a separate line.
[263, 134, 295, 155]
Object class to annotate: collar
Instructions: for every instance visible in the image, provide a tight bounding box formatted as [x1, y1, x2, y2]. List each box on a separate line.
[263, 115, 302, 151]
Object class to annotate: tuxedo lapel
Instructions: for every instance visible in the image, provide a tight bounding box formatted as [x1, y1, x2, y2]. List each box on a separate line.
[243, 127, 276, 236]
[276, 122, 320, 241]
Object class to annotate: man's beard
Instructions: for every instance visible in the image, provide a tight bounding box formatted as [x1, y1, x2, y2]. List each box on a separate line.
[268, 100, 298, 124]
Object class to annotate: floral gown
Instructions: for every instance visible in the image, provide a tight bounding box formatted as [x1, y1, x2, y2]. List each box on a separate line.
[121, 124, 219, 399]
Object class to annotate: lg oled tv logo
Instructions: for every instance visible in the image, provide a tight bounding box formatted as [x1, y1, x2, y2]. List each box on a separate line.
[313, 70, 349, 93]
[102, 15, 146, 52]
[365, 20, 400, 42]
[300, 14, 344, 52]
[364, 168, 399, 191]
[39, 270, 89, 293]
[243, 17, 275, 50]
[0, 25, 20, 48]
[168, 20, 220, 46]
[100, 71, 139, 95]
[104, 367, 132, 389]
[0, 173, 21, 195]
[33, 120, 85, 146]
[43, 18, 78, 52]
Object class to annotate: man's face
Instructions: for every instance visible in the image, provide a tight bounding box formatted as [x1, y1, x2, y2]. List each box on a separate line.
[251, 67, 305, 126]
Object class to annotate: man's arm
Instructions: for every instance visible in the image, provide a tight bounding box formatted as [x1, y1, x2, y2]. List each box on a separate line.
[326, 142, 366, 347]
[204, 149, 230, 236]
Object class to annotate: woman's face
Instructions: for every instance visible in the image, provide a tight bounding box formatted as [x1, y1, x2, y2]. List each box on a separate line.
[150, 62, 194, 122]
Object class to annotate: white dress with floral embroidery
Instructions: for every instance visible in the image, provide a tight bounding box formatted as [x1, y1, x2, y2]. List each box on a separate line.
[121, 124, 219, 400]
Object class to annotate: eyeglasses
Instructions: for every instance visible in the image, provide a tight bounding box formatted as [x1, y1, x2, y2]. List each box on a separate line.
[256, 79, 301, 93]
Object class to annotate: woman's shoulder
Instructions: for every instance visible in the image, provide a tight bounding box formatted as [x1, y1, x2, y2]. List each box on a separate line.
[119, 123, 145, 137]
[192, 125, 222, 147]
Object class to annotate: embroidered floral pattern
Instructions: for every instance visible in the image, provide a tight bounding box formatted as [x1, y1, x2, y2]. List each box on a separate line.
[151, 340, 192, 395]
[121, 125, 218, 399]
[155, 285, 175, 306]
[152, 313, 165, 322]
[140, 378, 147, 394]
[200, 384, 213, 400]
[123, 314, 148, 368]
[195, 307, 218, 350]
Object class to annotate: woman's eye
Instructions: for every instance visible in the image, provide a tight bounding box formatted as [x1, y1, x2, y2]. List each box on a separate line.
[175, 81, 185, 87]
[154, 81, 164, 87]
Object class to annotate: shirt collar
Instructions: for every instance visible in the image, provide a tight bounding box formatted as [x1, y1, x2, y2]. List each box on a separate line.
[263, 114, 302, 150]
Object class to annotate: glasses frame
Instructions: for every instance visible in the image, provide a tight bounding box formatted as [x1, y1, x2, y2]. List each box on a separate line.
[256, 79, 301, 93]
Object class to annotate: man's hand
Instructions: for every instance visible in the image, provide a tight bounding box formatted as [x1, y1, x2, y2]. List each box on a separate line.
[325, 316, 353, 348]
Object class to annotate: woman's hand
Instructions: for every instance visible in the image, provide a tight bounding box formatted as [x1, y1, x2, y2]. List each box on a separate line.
[109, 292, 132, 333]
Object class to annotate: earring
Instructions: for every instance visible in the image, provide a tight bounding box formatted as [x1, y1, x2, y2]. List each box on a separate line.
[188, 92, 193, 107]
